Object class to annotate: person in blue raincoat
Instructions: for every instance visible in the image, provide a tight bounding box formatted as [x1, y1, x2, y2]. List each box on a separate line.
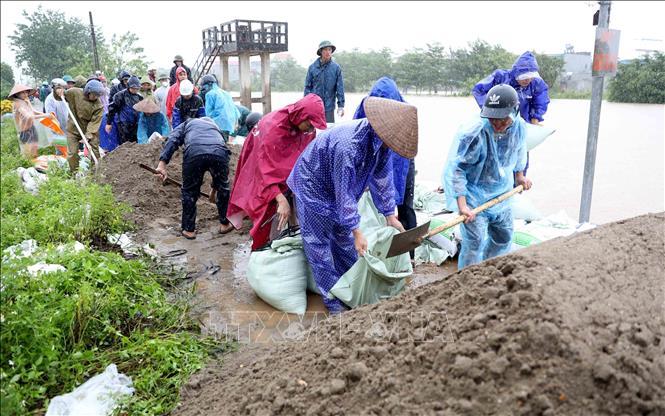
[353, 77, 417, 260]
[443, 84, 532, 270]
[134, 98, 170, 144]
[288, 97, 418, 313]
[472, 52, 550, 175]
[304, 40, 345, 124]
[105, 76, 143, 144]
[198, 75, 238, 140]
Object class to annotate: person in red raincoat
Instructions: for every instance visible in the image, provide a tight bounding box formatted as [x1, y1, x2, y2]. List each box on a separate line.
[224, 93, 327, 250]
[166, 67, 198, 123]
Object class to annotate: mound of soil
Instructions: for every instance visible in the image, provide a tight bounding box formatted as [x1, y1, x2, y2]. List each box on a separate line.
[98, 139, 241, 227]
[175, 213, 665, 416]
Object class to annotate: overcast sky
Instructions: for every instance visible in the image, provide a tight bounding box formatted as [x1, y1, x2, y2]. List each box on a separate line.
[2, 1, 664, 81]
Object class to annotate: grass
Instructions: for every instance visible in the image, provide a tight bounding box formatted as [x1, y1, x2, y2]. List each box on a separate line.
[0, 120, 226, 415]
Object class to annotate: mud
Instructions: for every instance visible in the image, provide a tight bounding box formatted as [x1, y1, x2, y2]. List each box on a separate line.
[98, 138, 241, 227]
[174, 213, 665, 416]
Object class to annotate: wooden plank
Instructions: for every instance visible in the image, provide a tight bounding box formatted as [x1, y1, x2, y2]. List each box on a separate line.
[261, 52, 271, 113]
[239, 52, 252, 108]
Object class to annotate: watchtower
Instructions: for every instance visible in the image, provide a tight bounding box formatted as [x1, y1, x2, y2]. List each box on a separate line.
[191, 19, 288, 113]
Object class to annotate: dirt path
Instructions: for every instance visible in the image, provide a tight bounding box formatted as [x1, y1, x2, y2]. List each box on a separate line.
[173, 213, 665, 416]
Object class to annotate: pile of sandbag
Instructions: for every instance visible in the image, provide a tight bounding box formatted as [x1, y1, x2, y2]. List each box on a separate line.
[246, 192, 412, 314]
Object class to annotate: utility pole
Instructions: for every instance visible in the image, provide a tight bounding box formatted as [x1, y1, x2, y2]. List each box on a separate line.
[579, 1, 612, 223]
[89, 12, 100, 72]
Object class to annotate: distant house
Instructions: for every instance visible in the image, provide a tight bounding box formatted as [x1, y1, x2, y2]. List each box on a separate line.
[550, 51, 593, 92]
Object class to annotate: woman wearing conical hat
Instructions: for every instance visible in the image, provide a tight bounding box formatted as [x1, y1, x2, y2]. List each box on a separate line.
[287, 97, 418, 313]
[8, 84, 57, 159]
[134, 98, 170, 144]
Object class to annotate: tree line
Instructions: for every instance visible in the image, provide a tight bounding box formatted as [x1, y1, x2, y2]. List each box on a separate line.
[8, 5, 149, 85]
[272, 40, 565, 96]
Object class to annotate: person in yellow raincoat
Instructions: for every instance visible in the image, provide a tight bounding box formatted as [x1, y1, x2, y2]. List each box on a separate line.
[53, 80, 105, 172]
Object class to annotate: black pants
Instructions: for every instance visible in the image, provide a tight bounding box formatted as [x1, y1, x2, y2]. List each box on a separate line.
[117, 122, 138, 145]
[325, 110, 335, 124]
[397, 159, 417, 259]
[181, 153, 230, 232]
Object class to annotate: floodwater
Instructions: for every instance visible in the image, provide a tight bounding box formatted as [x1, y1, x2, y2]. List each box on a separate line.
[261, 92, 665, 225]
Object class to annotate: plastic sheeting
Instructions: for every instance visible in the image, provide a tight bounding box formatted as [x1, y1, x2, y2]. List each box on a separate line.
[45, 364, 134, 416]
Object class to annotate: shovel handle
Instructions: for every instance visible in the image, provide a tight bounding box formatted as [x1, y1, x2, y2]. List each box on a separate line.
[425, 185, 524, 238]
[138, 163, 211, 199]
[63, 101, 99, 167]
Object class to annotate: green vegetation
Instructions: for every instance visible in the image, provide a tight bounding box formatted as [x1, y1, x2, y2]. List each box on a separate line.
[549, 90, 593, 100]
[608, 52, 665, 104]
[0, 121, 221, 415]
[271, 55, 308, 92]
[8, 5, 149, 82]
[1, 62, 14, 99]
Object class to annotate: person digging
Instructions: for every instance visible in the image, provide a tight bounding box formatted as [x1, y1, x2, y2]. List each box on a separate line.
[154, 117, 232, 239]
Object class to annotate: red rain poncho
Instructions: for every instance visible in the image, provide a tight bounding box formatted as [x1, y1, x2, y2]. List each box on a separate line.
[166, 67, 198, 120]
[227, 93, 326, 250]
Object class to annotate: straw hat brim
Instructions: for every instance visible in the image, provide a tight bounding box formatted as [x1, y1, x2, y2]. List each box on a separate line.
[363, 96, 418, 159]
[133, 98, 160, 114]
[8, 84, 34, 98]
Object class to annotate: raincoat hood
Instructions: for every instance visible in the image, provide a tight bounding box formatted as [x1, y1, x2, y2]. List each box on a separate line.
[354, 77, 404, 119]
[287, 94, 327, 130]
[166, 67, 197, 120]
[511, 52, 540, 79]
[118, 70, 131, 82]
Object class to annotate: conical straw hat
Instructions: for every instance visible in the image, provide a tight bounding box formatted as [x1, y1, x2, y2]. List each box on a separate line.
[8, 84, 34, 98]
[363, 96, 418, 159]
[133, 98, 160, 114]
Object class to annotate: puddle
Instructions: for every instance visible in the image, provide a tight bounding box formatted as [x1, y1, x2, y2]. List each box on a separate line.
[143, 216, 454, 345]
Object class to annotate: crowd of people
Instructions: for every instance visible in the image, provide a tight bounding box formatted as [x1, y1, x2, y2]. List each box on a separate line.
[9, 40, 549, 313]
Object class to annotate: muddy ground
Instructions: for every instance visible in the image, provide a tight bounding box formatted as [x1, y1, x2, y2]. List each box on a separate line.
[99, 138, 241, 227]
[172, 213, 665, 416]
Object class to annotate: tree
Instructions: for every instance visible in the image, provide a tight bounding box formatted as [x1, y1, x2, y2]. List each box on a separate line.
[423, 43, 448, 94]
[333, 48, 394, 92]
[532, 52, 564, 92]
[608, 52, 665, 103]
[448, 40, 517, 93]
[1, 62, 15, 99]
[9, 5, 93, 82]
[394, 48, 427, 94]
[271, 55, 307, 92]
[97, 32, 150, 78]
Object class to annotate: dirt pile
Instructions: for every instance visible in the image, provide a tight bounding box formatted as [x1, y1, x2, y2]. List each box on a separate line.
[175, 213, 665, 416]
[98, 138, 241, 227]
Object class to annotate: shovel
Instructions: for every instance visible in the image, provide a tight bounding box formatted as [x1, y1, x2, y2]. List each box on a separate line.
[63, 101, 99, 171]
[386, 185, 524, 258]
[138, 163, 211, 199]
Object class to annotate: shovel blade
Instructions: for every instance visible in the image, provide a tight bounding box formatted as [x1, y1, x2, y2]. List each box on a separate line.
[386, 221, 431, 258]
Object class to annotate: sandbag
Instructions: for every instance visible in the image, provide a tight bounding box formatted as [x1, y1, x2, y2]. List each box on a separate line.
[330, 226, 412, 309]
[414, 183, 448, 215]
[524, 122, 555, 151]
[247, 235, 312, 315]
[329, 193, 412, 309]
[512, 211, 585, 249]
[511, 192, 543, 221]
